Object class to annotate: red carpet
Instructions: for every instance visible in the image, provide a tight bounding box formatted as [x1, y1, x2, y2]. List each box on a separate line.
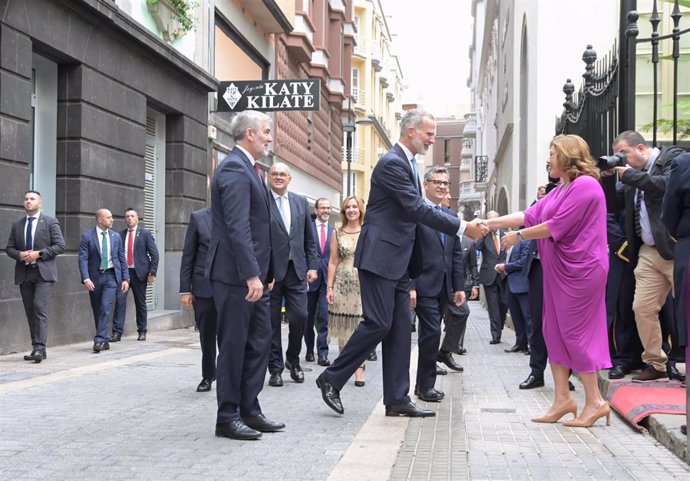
[607, 381, 686, 430]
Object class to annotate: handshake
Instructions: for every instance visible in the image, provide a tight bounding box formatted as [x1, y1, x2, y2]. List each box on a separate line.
[463, 217, 491, 240]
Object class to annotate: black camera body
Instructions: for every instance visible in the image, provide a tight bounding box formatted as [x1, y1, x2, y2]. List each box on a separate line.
[597, 151, 627, 171]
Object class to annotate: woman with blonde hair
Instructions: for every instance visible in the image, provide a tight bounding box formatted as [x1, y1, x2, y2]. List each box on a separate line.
[326, 196, 367, 386]
[486, 134, 612, 427]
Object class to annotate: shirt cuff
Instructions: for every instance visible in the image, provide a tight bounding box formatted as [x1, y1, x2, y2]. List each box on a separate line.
[457, 219, 467, 237]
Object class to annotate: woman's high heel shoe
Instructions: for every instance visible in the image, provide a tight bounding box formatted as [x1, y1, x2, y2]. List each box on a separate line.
[563, 403, 611, 427]
[354, 364, 366, 387]
[531, 399, 578, 423]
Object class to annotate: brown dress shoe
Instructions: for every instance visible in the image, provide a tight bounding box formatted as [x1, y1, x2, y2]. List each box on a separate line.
[631, 366, 668, 383]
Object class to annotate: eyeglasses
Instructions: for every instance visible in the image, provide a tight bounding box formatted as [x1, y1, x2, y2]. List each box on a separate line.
[427, 180, 450, 187]
[269, 172, 290, 178]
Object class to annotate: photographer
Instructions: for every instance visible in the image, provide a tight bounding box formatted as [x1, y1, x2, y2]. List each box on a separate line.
[607, 130, 684, 382]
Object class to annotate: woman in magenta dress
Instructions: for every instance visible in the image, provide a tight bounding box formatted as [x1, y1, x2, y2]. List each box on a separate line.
[486, 134, 611, 428]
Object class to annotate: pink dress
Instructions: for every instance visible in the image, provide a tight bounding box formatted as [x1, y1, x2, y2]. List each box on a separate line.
[524, 175, 612, 373]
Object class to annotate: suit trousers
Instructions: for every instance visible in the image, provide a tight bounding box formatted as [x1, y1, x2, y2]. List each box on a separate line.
[113, 268, 148, 334]
[442, 300, 469, 352]
[415, 292, 448, 389]
[269, 262, 309, 372]
[19, 266, 54, 349]
[633, 244, 674, 371]
[89, 271, 117, 343]
[527, 260, 548, 379]
[483, 279, 507, 340]
[323, 269, 412, 406]
[607, 256, 643, 370]
[193, 296, 217, 380]
[507, 291, 531, 348]
[212, 282, 271, 423]
[305, 283, 329, 358]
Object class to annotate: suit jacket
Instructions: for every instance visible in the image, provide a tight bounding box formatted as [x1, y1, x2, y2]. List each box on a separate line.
[476, 230, 506, 285]
[78, 228, 129, 284]
[354, 144, 461, 281]
[120, 226, 159, 281]
[617, 145, 683, 263]
[309, 219, 335, 291]
[461, 235, 479, 294]
[269, 191, 318, 283]
[179, 208, 213, 299]
[409, 206, 464, 298]
[663, 152, 690, 239]
[503, 240, 530, 294]
[6, 213, 65, 284]
[207, 147, 272, 286]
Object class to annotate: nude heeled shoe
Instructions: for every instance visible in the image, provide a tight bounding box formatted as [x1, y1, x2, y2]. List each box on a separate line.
[531, 399, 578, 423]
[563, 403, 611, 428]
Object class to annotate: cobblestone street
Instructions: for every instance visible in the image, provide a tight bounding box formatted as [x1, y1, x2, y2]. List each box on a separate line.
[2, 302, 690, 480]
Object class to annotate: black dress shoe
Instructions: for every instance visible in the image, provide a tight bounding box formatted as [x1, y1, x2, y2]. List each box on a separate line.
[436, 365, 448, 376]
[110, 332, 122, 343]
[489, 338, 501, 345]
[385, 401, 435, 417]
[316, 373, 344, 414]
[215, 420, 262, 440]
[415, 387, 445, 402]
[305, 351, 315, 362]
[24, 349, 46, 363]
[437, 351, 463, 372]
[268, 372, 283, 387]
[317, 357, 331, 366]
[504, 344, 527, 353]
[242, 414, 285, 432]
[197, 378, 213, 392]
[519, 374, 544, 390]
[524, 349, 531, 356]
[608, 365, 630, 380]
[568, 380, 576, 391]
[668, 365, 686, 382]
[93, 342, 104, 353]
[367, 351, 378, 361]
[137, 332, 147, 341]
[285, 360, 305, 383]
[457, 347, 467, 355]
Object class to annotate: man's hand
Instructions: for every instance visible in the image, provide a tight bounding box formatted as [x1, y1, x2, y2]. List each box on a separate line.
[465, 218, 489, 239]
[147, 273, 156, 284]
[501, 231, 519, 250]
[613, 165, 631, 178]
[246, 276, 264, 302]
[83, 279, 95, 292]
[306, 270, 318, 283]
[180, 293, 193, 310]
[268, 280, 275, 292]
[453, 290, 466, 307]
[470, 287, 479, 300]
[494, 263, 506, 273]
[121, 280, 129, 293]
[410, 289, 417, 309]
[21, 250, 40, 263]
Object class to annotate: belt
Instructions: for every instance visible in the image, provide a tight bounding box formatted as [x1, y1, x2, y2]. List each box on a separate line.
[100, 268, 115, 273]
[25, 263, 39, 268]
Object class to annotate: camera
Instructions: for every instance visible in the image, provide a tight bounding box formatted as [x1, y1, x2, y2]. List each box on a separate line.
[597, 151, 627, 171]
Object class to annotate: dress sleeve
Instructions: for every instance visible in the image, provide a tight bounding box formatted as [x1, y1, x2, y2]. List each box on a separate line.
[523, 196, 545, 228]
[546, 176, 601, 243]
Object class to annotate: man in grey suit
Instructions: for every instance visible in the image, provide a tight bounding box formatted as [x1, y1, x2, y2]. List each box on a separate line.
[180, 207, 217, 393]
[267, 162, 318, 387]
[315, 109, 489, 417]
[6, 190, 65, 362]
[476, 210, 508, 344]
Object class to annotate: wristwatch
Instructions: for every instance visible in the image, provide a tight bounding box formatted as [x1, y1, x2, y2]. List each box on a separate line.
[515, 230, 524, 242]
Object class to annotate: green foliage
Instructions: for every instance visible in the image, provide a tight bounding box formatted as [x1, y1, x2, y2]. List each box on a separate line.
[147, 0, 198, 40]
[641, 100, 690, 139]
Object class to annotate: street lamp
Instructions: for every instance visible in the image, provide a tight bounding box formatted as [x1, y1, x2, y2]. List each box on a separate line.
[342, 120, 356, 196]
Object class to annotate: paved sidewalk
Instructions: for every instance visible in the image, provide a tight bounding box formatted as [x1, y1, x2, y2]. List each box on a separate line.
[2, 303, 690, 480]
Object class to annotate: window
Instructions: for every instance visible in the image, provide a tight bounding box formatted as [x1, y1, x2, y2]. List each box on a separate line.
[352, 67, 360, 103]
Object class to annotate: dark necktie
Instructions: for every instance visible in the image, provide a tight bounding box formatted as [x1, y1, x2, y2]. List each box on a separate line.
[101, 231, 109, 271]
[411, 158, 421, 193]
[634, 190, 643, 238]
[26, 217, 34, 251]
[435, 205, 445, 245]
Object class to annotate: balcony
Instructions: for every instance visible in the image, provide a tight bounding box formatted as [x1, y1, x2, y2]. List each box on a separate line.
[352, 87, 366, 107]
[463, 112, 477, 138]
[354, 36, 368, 58]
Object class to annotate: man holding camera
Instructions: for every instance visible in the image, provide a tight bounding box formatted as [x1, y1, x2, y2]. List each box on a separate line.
[608, 130, 684, 382]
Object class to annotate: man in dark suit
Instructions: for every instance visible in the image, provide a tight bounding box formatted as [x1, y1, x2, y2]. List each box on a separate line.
[6, 190, 65, 362]
[611, 130, 682, 382]
[315, 109, 488, 418]
[113, 207, 159, 342]
[266, 162, 318, 387]
[305, 198, 335, 366]
[180, 207, 217, 393]
[207, 110, 283, 441]
[78, 208, 129, 353]
[410, 166, 465, 403]
[475, 211, 508, 344]
[495, 239, 531, 353]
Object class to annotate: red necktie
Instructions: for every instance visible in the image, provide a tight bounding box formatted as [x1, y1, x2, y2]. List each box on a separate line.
[127, 229, 134, 267]
[320, 223, 326, 253]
